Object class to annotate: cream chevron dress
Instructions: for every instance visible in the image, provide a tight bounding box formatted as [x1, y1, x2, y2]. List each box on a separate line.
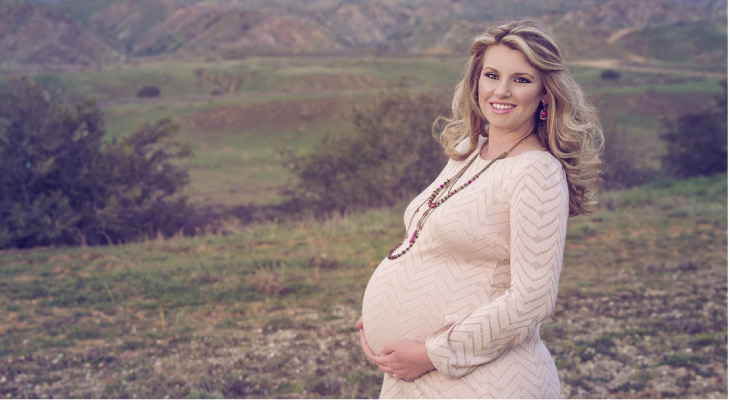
[361, 137, 569, 398]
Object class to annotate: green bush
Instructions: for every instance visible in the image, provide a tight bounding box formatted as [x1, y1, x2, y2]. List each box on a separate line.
[601, 125, 657, 189]
[0, 78, 191, 248]
[601, 69, 621, 80]
[136, 86, 161, 98]
[660, 80, 727, 178]
[602, 80, 726, 189]
[281, 93, 449, 215]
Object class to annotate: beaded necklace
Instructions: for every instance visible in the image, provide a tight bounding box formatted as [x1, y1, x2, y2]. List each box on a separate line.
[387, 133, 532, 260]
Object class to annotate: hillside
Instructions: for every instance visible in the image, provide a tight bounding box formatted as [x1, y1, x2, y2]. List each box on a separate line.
[2, 0, 726, 68]
[0, 0, 121, 66]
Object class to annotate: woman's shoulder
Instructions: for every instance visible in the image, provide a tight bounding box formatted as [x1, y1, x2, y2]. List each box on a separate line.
[507, 150, 566, 182]
[518, 149, 561, 165]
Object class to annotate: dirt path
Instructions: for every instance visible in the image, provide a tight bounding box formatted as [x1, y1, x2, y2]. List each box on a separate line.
[606, 27, 641, 44]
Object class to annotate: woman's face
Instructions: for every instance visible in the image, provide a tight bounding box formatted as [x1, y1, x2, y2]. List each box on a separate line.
[477, 44, 547, 136]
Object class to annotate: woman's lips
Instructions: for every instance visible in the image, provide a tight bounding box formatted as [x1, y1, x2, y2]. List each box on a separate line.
[489, 102, 516, 114]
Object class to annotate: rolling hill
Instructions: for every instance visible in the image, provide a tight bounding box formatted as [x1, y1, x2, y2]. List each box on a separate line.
[2, 0, 726, 68]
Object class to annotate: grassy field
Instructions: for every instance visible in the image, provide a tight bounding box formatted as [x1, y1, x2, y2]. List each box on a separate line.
[0, 50, 726, 398]
[47, 55, 467, 205]
[16, 55, 723, 208]
[0, 173, 726, 398]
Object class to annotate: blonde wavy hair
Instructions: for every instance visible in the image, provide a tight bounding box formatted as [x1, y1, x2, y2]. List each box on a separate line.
[437, 19, 604, 216]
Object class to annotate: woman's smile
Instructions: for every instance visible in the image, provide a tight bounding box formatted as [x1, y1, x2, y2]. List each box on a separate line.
[478, 44, 547, 135]
[489, 102, 516, 113]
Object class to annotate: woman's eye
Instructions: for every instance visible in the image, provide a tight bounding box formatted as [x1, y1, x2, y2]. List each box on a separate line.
[484, 72, 498, 79]
[515, 77, 531, 83]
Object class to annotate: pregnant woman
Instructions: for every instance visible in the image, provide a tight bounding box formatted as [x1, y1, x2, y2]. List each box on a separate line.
[358, 20, 603, 398]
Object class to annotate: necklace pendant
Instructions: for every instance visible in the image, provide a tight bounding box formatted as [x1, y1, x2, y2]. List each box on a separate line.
[409, 229, 419, 244]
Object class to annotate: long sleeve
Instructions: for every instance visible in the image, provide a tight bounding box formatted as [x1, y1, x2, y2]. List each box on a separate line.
[424, 154, 569, 379]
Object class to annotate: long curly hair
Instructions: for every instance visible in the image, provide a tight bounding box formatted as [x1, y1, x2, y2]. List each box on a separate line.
[436, 19, 604, 216]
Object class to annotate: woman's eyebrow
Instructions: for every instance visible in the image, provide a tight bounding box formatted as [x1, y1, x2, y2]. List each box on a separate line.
[481, 66, 536, 79]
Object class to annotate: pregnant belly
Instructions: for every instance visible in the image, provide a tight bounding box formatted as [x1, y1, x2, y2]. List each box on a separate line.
[360, 257, 446, 355]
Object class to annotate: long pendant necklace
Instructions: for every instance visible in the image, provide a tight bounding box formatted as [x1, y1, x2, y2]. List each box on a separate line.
[387, 133, 532, 260]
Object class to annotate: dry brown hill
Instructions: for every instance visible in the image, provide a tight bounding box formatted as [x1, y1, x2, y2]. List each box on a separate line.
[3, 0, 727, 67]
[558, 0, 725, 29]
[131, 5, 341, 56]
[0, 0, 120, 67]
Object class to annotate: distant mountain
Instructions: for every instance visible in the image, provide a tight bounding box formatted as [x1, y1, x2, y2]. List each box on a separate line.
[1, 0, 726, 68]
[558, 0, 725, 29]
[0, 0, 121, 66]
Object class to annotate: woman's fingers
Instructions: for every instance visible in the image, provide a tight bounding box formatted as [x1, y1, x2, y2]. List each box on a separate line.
[360, 331, 416, 381]
[380, 342, 396, 355]
[356, 316, 363, 330]
[373, 352, 398, 376]
[372, 353, 389, 365]
[373, 341, 431, 382]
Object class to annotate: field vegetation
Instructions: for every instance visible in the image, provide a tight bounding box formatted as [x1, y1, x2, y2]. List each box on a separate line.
[0, 172, 726, 398]
[0, 15, 727, 397]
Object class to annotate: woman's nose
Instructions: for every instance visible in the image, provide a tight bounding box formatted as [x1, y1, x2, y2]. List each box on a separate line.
[494, 81, 511, 98]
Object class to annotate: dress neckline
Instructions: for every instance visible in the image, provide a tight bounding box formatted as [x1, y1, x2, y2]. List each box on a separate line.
[472, 135, 549, 162]
[477, 148, 551, 163]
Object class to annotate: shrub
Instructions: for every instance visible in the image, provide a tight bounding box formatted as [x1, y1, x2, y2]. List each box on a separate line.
[0, 78, 191, 248]
[281, 93, 450, 215]
[136, 86, 161, 98]
[89, 118, 192, 243]
[660, 80, 727, 178]
[601, 125, 657, 189]
[601, 69, 621, 80]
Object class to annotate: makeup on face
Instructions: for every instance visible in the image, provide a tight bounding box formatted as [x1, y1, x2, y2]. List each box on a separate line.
[477, 45, 546, 135]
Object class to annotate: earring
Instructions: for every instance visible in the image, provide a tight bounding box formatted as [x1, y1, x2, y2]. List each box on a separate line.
[539, 104, 548, 121]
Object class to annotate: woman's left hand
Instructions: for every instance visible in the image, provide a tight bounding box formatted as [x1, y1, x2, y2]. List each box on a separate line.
[358, 317, 435, 382]
[372, 339, 436, 382]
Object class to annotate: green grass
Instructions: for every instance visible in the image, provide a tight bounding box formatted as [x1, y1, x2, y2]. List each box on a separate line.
[34, 64, 215, 101]
[101, 87, 372, 139]
[30, 55, 463, 103]
[594, 78, 724, 94]
[0, 172, 726, 397]
[181, 115, 351, 205]
[562, 173, 727, 283]
[1, 204, 407, 322]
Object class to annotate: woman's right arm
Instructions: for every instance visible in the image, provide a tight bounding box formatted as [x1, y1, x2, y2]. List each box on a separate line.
[424, 154, 569, 378]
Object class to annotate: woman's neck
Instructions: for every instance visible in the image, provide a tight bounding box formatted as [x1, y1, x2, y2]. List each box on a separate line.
[481, 126, 535, 160]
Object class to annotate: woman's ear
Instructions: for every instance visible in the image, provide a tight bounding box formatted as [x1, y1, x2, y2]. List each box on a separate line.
[541, 94, 548, 105]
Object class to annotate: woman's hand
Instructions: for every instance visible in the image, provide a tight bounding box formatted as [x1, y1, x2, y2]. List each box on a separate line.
[373, 339, 435, 382]
[357, 317, 435, 382]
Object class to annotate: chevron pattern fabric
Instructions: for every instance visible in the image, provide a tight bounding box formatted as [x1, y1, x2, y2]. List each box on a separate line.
[361, 141, 569, 398]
